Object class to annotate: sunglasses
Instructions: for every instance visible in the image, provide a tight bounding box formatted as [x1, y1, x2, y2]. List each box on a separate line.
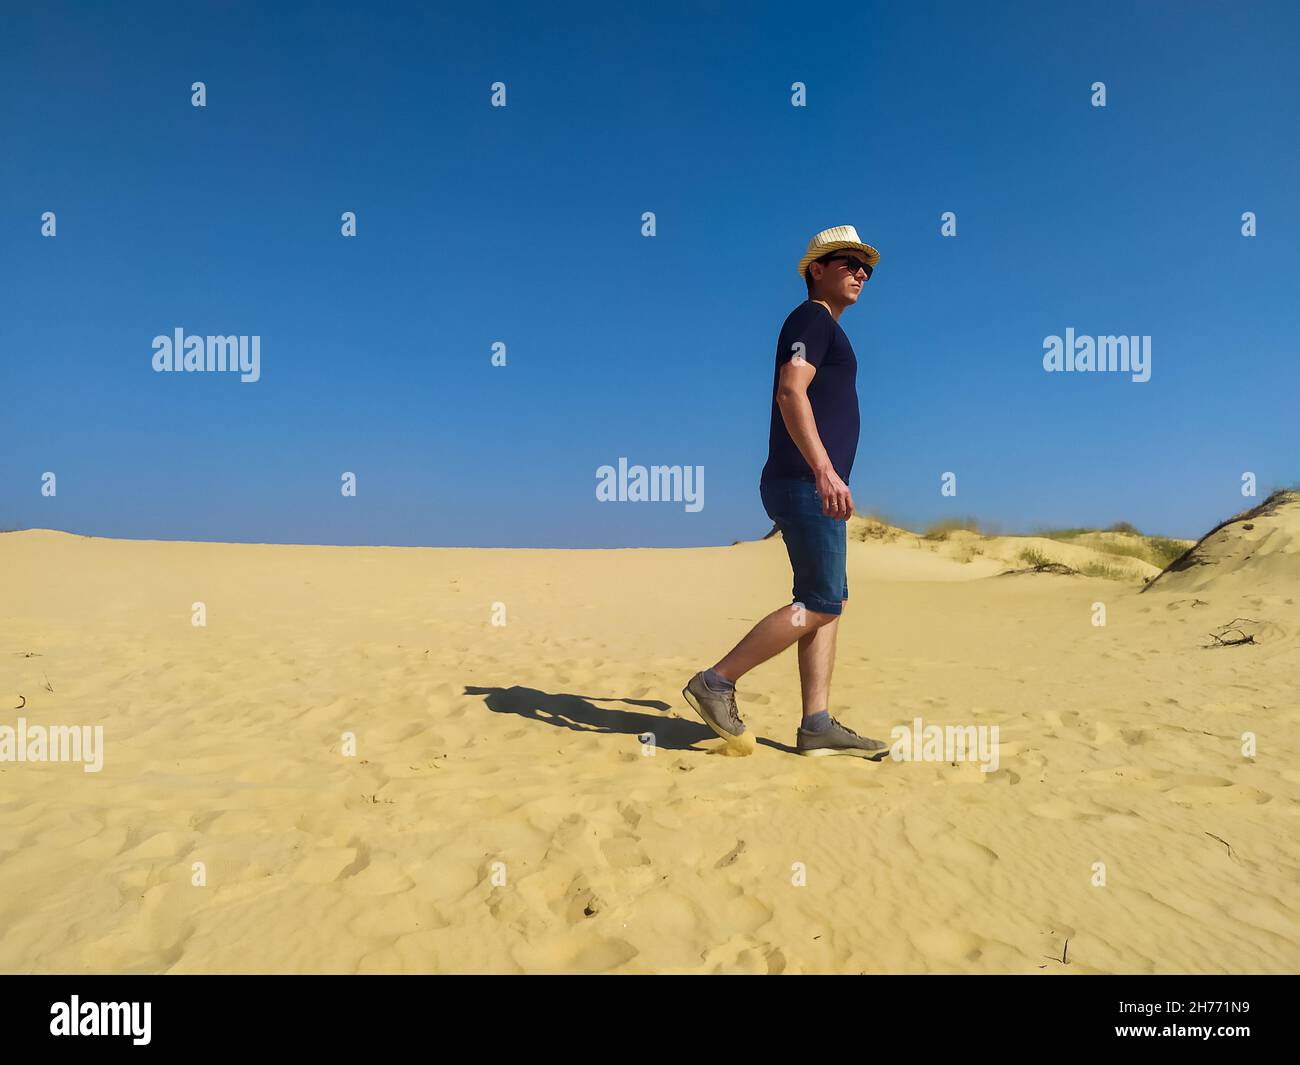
[820, 254, 874, 280]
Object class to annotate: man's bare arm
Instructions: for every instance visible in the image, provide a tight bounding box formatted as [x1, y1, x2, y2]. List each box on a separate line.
[775, 360, 854, 519]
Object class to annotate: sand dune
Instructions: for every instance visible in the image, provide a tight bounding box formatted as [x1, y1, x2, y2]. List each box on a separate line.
[1145, 490, 1300, 597]
[0, 509, 1297, 974]
[843, 515, 1192, 581]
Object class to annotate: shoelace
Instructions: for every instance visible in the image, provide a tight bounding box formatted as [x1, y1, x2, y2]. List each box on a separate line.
[830, 718, 887, 749]
[722, 690, 743, 728]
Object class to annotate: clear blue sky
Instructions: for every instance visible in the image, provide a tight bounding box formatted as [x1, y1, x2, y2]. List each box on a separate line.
[2, 0, 1296, 547]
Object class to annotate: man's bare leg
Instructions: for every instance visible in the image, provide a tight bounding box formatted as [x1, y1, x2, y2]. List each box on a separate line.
[710, 604, 836, 683]
[797, 609, 840, 721]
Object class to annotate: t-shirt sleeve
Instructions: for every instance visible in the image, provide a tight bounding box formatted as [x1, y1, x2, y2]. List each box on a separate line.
[775, 303, 834, 370]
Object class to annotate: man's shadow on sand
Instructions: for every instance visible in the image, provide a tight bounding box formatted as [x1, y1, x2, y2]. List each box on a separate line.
[464, 684, 720, 752]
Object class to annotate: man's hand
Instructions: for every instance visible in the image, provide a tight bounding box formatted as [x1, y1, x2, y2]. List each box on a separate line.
[814, 464, 854, 520]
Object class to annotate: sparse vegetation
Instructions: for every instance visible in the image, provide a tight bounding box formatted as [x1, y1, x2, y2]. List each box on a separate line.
[1001, 559, 1078, 576]
[852, 520, 902, 543]
[1086, 537, 1187, 568]
[759, 506, 1198, 573]
[851, 511, 905, 543]
[1079, 560, 1136, 580]
[1035, 527, 1092, 541]
[924, 517, 982, 541]
[1090, 541, 1143, 561]
[1032, 521, 1191, 569]
[1019, 547, 1052, 567]
[1038, 521, 1149, 539]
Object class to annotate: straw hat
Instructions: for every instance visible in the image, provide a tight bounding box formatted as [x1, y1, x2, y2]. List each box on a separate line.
[796, 224, 880, 277]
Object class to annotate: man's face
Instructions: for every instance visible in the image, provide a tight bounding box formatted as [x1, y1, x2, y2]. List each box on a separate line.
[812, 250, 871, 303]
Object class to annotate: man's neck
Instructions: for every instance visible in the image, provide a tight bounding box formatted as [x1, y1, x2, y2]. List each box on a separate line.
[810, 296, 845, 321]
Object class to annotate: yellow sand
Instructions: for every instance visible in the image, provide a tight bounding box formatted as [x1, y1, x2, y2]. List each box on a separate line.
[1, 508, 1297, 974]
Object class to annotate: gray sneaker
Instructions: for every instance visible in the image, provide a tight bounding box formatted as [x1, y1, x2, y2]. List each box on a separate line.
[682, 672, 746, 740]
[797, 716, 889, 759]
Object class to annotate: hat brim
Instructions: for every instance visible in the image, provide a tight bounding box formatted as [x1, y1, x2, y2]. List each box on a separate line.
[797, 240, 881, 277]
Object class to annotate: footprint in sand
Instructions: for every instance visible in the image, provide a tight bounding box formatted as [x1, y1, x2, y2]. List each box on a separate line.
[1076, 766, 1270, 806]
[555, 872, 603, 926]
[599, 835, 650, 869]
[1163, 781, 1272, 806]
[551, 811, 588, 848]
[1043, 709, 1099, 743]
[569, 938, 639, 972]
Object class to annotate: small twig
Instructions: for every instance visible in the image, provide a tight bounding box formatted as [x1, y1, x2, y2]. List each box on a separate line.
[1207, 619, 1262, 647]
[1205, 832, 1234, 859]
[42, 672, 54, 694]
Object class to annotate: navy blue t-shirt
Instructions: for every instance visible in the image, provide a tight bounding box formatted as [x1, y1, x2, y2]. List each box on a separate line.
[760, 300, 860, 484]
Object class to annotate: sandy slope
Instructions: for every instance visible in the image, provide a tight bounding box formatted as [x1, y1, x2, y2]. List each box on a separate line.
[1146, 490, 1300, 596]
[847, 516, 1187, 581]
[0, 521, 1297, 974]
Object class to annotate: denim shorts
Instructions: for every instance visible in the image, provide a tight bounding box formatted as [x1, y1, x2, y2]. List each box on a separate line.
[760, 477, 848, 616]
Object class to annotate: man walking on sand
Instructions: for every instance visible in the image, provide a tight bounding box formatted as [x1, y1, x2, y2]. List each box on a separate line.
[684, 225, 888, 758]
